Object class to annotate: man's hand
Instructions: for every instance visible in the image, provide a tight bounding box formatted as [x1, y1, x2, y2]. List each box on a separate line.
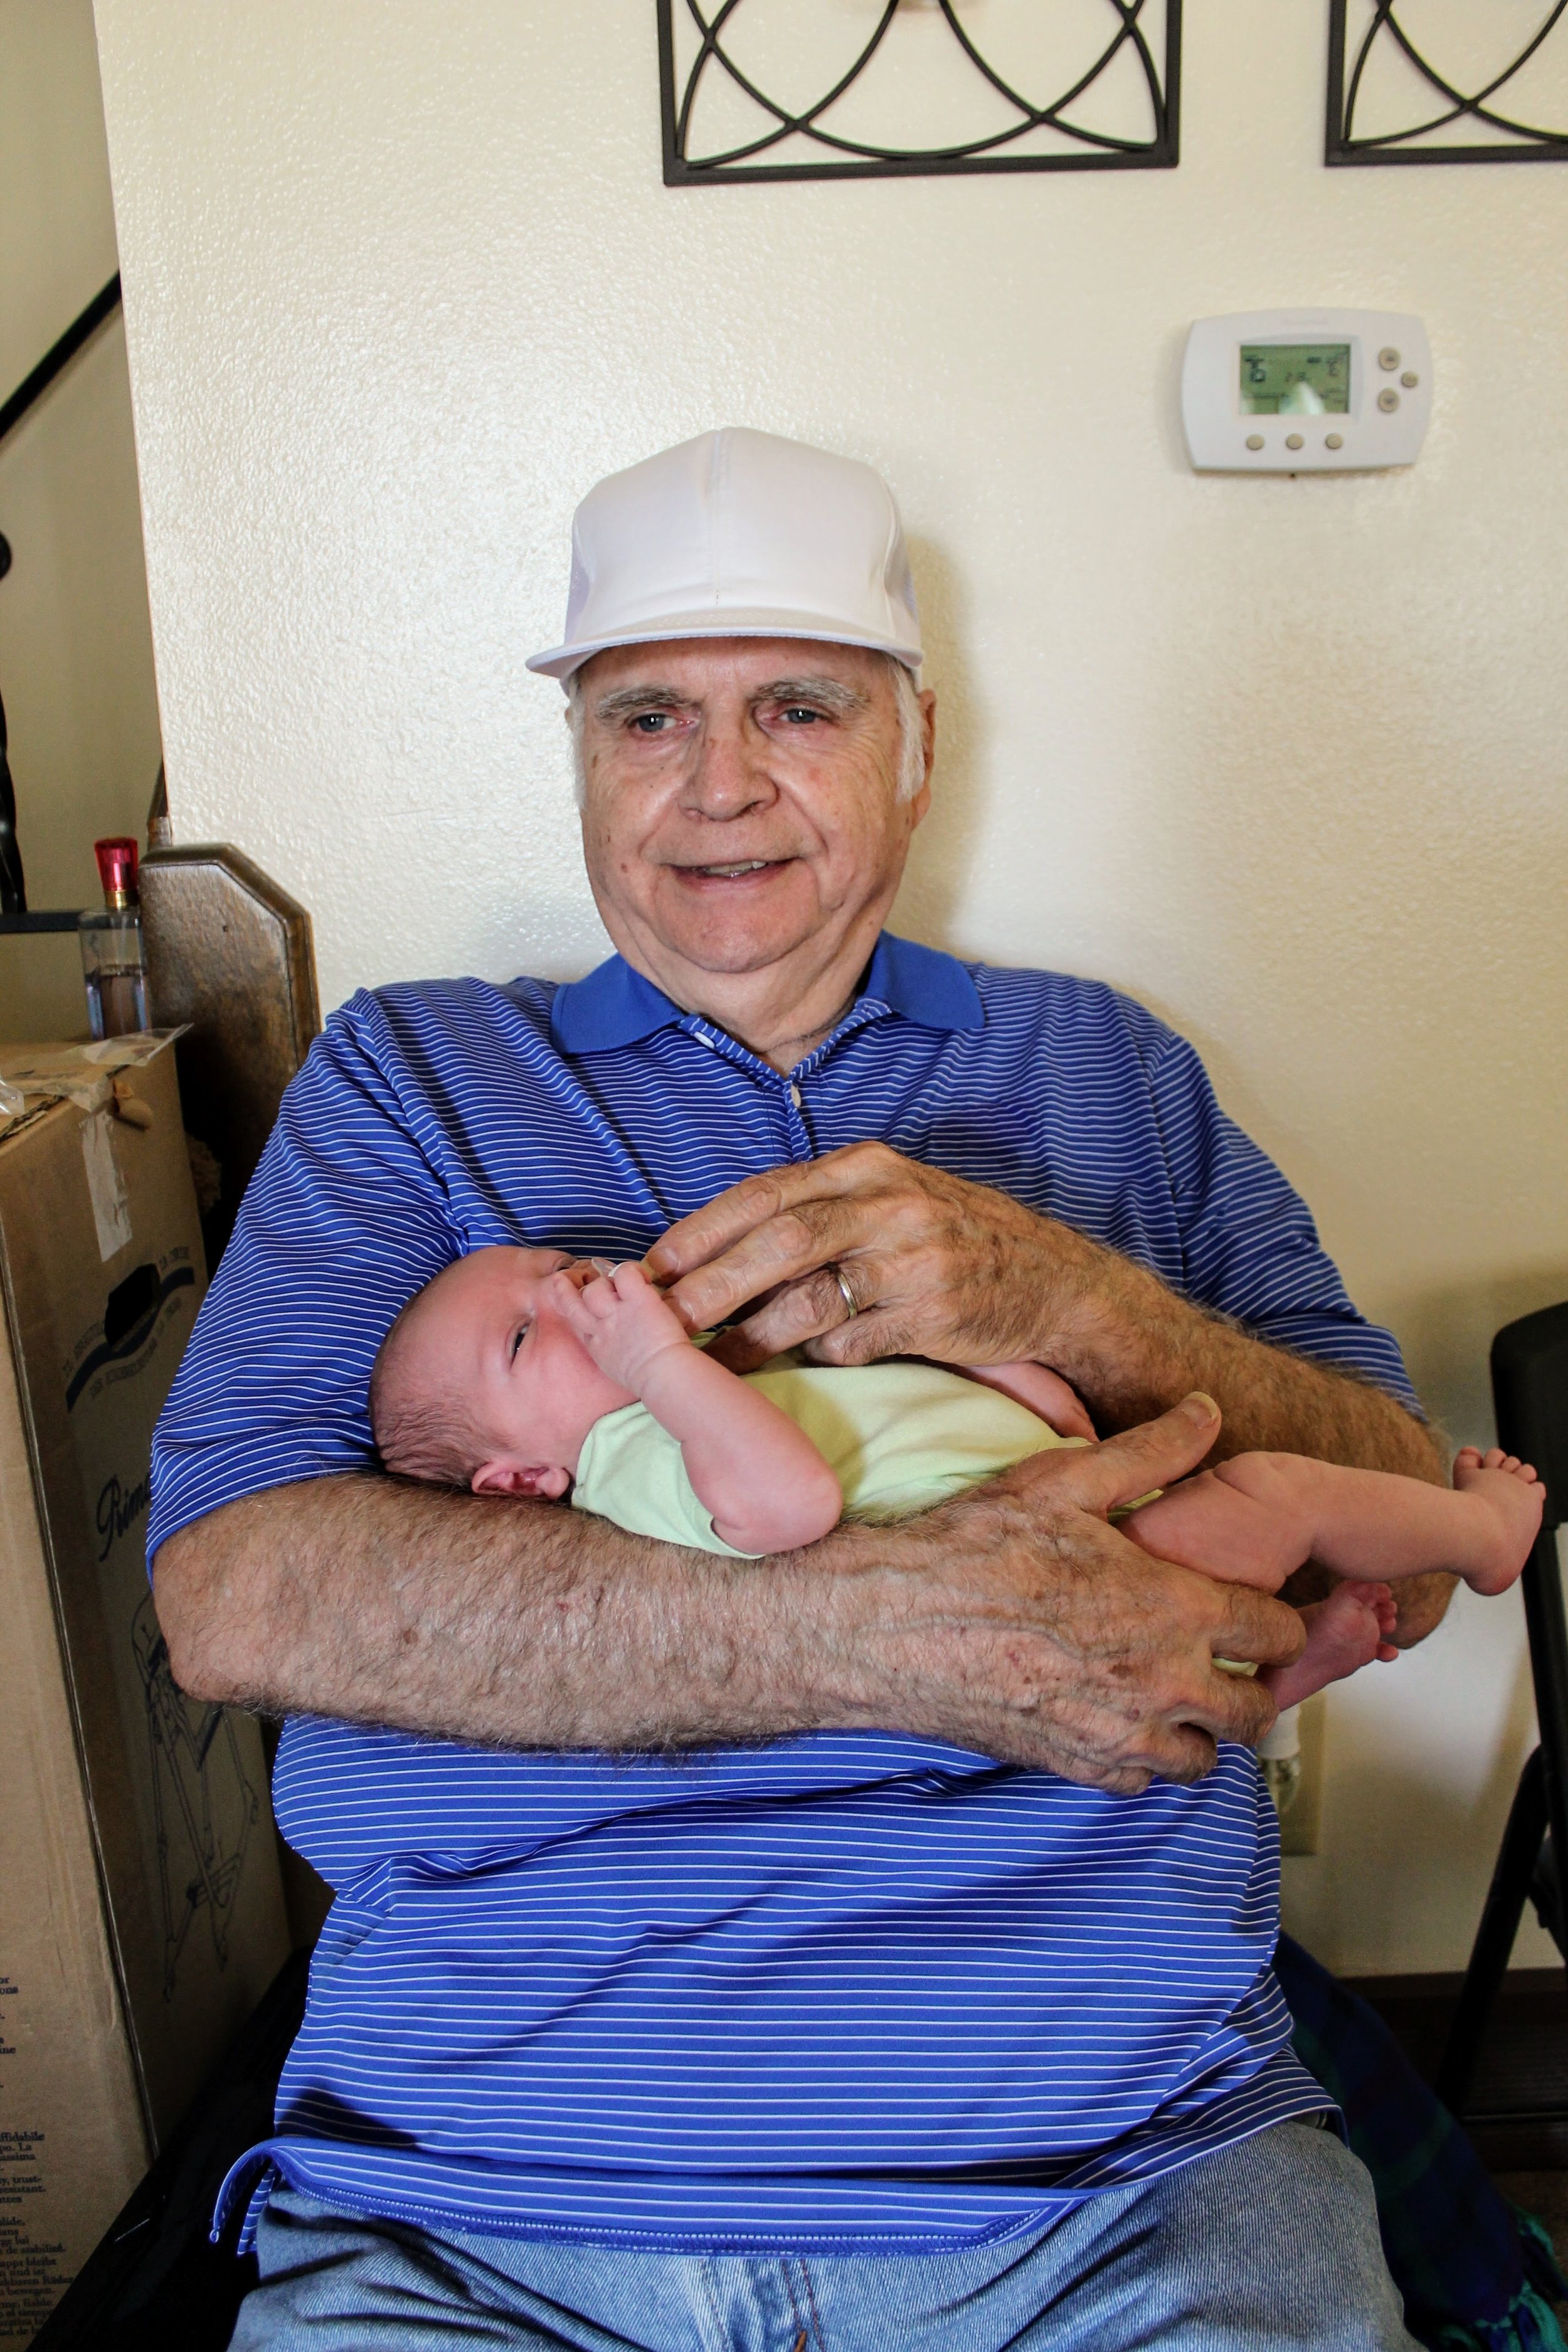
[849, 1395, 1303, 1791]
[647, 1142, 1083, 1372]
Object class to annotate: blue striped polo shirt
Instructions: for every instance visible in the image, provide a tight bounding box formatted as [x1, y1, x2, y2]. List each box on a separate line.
[149, 934, 1417, 2254]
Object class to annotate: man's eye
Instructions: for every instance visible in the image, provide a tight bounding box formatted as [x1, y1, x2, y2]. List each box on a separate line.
[781, 706, 821, 725]
[631, 712, 669, 734]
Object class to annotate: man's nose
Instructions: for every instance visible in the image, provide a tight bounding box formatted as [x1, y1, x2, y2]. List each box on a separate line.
[680, 715, 776, 820]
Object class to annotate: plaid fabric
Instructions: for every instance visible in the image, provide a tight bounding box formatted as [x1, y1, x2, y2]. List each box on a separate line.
[1276, 1934, 1568, 2352]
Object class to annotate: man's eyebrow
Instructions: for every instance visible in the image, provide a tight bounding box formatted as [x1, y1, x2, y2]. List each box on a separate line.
[591, 684, 701, 723]
[753, 676, 869, 716]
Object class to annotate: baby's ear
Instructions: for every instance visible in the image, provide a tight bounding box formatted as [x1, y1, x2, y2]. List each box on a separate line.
[472, 1461, 570, 1500]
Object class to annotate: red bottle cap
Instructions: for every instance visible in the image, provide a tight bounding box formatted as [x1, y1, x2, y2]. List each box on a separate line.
[94, 837, 140, 908]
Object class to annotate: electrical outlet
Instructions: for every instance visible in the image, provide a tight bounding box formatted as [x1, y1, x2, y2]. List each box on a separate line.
[1278, 1692, 1326, 1857]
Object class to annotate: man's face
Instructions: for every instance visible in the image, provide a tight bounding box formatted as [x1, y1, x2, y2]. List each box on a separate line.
[573, 637, 931, 990]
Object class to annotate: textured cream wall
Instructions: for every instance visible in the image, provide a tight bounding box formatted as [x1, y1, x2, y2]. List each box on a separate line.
[93, 0, 1568, 1972]
[0, 0, 162, 1042]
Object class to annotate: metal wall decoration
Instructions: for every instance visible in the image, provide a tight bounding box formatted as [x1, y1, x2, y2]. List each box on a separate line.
[1328, 1, 1568, 164]
[657, 1, 1180, 185]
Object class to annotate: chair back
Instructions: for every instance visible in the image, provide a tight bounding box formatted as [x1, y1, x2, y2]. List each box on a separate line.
[140, 841, 320, 1272]
[1493, 1302, 1568, 1530]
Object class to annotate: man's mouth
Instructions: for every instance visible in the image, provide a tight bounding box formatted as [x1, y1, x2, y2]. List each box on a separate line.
[672, 857, 790, 881]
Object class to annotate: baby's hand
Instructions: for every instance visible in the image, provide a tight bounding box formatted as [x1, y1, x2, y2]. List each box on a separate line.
[554, 1261, 692, 1396]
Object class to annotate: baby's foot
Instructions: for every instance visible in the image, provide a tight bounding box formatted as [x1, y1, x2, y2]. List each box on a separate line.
[1263, 1582, 1398, 1710]
[1451, 1448, 1545, 1595]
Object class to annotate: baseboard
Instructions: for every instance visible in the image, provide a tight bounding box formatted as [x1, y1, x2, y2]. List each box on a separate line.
[1344, 1966, 1568, 2171]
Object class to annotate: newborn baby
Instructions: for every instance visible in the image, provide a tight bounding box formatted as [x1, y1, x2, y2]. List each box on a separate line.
[370, 1246, 1544, 1713]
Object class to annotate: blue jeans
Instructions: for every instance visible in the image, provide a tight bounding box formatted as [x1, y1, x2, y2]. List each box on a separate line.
[230, 2120, 1419, 2350]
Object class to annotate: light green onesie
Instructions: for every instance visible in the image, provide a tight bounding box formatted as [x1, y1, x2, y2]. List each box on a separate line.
[571, 1358, 1081, 1558]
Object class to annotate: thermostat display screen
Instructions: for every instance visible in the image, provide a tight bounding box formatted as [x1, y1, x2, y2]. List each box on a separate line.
[1239, 343, 1351, 416]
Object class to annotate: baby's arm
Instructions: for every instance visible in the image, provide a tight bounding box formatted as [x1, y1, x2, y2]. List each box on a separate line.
[557, 1264, 842, 1553]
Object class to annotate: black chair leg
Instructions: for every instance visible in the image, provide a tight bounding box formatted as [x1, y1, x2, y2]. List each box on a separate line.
[1436, 1747, 1547, 2116]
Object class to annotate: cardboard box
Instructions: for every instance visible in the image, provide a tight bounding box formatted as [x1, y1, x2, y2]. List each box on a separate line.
[0, 1038, 290, 2349]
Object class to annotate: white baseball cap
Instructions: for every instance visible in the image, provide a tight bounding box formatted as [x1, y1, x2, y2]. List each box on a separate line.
[526, 427, 923, 684]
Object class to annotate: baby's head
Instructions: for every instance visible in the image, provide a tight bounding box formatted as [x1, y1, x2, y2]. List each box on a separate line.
[370, 1246, 633, 1497]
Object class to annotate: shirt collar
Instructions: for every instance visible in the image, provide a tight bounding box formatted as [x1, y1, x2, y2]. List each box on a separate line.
[549, 931, 983, 1056]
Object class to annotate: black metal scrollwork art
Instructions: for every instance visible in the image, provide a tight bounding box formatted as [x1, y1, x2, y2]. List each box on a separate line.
[1328, 0, 1568, 164]
[657, 0, 1180, 184]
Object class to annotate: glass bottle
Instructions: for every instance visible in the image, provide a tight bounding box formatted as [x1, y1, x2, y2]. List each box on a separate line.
[79, 836, 151, 1039]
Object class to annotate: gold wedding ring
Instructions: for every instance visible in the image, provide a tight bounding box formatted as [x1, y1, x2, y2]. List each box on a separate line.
[832, 1264, 859, 1319]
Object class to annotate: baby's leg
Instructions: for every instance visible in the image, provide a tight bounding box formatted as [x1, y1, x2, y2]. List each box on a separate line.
[1264, 1584, 1398, 1710]
[1213, 1450, 1543, 1597]
[960, 1362, 1097, 1440]
[1129, 1449, 1542, 1600]
[1121, 1470, 1311, 1592]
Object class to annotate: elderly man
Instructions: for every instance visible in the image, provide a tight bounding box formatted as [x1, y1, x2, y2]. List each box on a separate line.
[154, 430, 1446, 2349]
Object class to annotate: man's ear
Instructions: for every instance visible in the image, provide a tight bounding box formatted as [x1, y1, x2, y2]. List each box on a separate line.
[471, 1461, 571, 1500]
[914, 686, 936, 810]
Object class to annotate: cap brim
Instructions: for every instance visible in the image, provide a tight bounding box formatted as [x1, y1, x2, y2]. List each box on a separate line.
[526, 607, 923, 684]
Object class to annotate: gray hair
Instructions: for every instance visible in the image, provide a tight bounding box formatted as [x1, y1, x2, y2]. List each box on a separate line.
[566, 652, 926, 809]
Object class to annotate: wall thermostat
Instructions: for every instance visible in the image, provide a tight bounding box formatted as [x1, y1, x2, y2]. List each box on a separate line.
[1182, 309, 1431, 474]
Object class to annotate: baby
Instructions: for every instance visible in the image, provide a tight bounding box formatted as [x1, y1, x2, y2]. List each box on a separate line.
[370, 1246, 1545, 1713]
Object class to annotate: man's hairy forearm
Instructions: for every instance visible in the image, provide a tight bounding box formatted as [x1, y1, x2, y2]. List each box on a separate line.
[155, 1475, 859, 1749]
[1042, 1227, 1440, 1477]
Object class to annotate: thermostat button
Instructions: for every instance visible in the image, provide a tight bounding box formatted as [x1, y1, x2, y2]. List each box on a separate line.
[1401, 371, 1419, 388]
[1325, 432, 1344, 450]
[1245, 433, 1264, 450]
[1379, 347, 1401, 370]
[1285, 432, 1305, 450]
[1377, 388, 1401, 413]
